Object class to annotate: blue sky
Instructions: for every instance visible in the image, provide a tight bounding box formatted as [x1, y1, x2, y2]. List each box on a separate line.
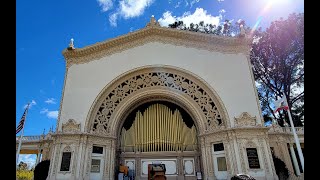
[16, 0, 303, 165]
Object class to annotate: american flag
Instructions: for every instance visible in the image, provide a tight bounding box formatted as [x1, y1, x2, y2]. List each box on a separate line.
[16, 104, 29, 134]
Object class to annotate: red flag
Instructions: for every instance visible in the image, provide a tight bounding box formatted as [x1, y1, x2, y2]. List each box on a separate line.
[274, 95, 289, 113]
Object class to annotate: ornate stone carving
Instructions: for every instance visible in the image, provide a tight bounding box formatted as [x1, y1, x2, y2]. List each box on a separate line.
[90, 71, 224, 135]
[52, 143, 61, 176]
[146, 15, 160, 27]
[259, 140, 270, 173]
[238, 141, 247, 173]
[246, 141, 256, 148]
[62, 119, 80, 133]
[224, 142, 235, 175]
[62, 26, 250, 68]
[234, 112, 256, 127]
[63, 145, 72, 152]
[85, 145, 93, 176]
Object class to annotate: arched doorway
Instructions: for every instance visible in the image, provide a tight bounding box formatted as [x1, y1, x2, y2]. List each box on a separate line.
[85, 65, 229, 180]
[117, 100, 201, 180]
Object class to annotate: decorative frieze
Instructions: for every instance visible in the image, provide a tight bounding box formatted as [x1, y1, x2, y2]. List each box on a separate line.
[63, 26, 250, 68]
[90, 70, 225, 136]
[62, 119, 80, 133]
[234, 112, 257, 127]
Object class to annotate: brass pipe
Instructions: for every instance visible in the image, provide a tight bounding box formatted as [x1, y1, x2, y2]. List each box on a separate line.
[121, 103, 197, 152]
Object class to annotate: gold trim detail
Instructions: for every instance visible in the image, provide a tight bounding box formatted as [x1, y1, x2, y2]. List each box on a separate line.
[120, 103, 197, 152]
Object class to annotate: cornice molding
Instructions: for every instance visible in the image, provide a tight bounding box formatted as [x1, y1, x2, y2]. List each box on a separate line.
[62, 26, 251, 68]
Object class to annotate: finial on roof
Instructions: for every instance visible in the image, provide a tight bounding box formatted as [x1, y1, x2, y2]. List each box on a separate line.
[237, 19, 246, 38]
[67, 38, 75, 50]
[146, 15, 160, 27]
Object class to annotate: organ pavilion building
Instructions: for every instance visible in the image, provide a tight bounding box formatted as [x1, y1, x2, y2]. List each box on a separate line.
[19, 16, 304, 180]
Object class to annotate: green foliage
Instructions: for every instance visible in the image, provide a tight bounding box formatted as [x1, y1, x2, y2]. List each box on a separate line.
[250, 13, 304, 126]
[167, 14, 304, 127]
[16, 170, 34, 180]
[34, 160, 50, 180]
[168, 19, 248, 37]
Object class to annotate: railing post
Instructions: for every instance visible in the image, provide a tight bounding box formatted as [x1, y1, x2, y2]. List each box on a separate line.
[289, 143, 301, 176]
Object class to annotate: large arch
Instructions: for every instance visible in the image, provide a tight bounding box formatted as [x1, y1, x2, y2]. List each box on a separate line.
[85, 65, 230, 136]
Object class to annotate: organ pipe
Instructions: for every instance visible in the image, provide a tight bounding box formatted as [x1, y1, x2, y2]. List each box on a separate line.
[121, 104, 197, 152]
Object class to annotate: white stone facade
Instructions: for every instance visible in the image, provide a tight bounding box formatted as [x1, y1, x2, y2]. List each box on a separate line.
[42, 19, 303, 180]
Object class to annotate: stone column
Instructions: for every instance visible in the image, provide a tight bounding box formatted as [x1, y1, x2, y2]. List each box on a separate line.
[135, 156, 141, 180]
[109, 140, 116, 180]
[48, 141, 61, 180]
[200, 137, 208, 180]
[205, 143, 214, 180]
[76, 136, 86, 179]
[35, 146, 42, 165]
[289, 143, 301, 176]
[177, 155, 184, 180]
[224, 141, 235, 179]
[79, 136, 89, 179]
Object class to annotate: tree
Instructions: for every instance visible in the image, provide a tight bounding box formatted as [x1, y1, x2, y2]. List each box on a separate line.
[250, 13, 304, 127]
[34, 160, 50, 180]
[167, 19, 248, 37]
[16, 170, 33, 180]
[18, 161, 28, 171]
[17, 161, 33, 180]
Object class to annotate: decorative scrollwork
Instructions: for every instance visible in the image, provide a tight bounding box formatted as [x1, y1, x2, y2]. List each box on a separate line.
[63, 26, 250, 68]
[234, 112, 256, 127]
[62, 119, 80, 133]
[91, 71, 223, 135]
[63, 145, 71, 152]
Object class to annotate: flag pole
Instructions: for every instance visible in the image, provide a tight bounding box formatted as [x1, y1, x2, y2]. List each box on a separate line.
[16, 103, 30, 169]
[283, 94, 304, 172]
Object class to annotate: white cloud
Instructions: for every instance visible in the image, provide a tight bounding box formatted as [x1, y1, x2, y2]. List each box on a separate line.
[40, 108, 48, 114]
[175, 1, 181, 8]
[158, 8, 221, 27]
[105, 0, 154, 26]
[47, 111, 59, 119]
[219, 9, 226, 14]
[18, 154, 36, 169]
[158, 11, 177, 27]
[119, 0, 154, 19]
[190, 0, 200, 7]
[24, 100, 36, 109]
[40, 108, 59, 119]
[109, 13, 118, 27]
[45, 98, 56, 104]
[97, 0, 113, 12]
[217, 0, 224, 2]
